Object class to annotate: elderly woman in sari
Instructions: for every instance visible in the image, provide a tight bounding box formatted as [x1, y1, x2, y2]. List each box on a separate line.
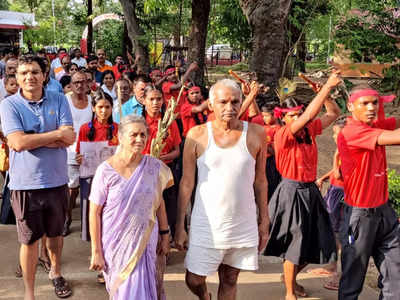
[88, 115, 172, 300]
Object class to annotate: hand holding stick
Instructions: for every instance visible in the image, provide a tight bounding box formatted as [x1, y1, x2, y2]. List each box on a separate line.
[298, 73, 321, 93]
[228, 69, 247, 85]
[150, 86, 185, 158]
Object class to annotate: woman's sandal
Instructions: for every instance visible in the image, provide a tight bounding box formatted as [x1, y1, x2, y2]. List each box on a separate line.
[38, 257, 51, 273]
[51, 276, 72, 298]
[15, 264, 22, 278]
[97, 273, 105, 284]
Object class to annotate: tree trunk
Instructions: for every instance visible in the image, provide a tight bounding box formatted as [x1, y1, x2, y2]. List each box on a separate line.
[239, 0, 292, 91]
[87, 0, 93, 54]
[297, 33, 306, 73]
[122, 21, 132, 62]
[187, 0, 211, 86]
[119, 0, 150, 73]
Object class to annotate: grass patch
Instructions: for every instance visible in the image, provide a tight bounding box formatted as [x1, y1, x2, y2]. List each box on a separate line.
[306, 61, 330, 72]
[210, 62, 250, 74]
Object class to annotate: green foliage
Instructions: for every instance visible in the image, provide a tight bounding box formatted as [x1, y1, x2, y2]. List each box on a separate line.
[208, 0, 251, 51]
[381, 65, 400, 97]
[93, 19, 124, 61]
[0, 0, 9, 10]
[7, 0, 124, 51]
[211, 62, 249, 74]
[334, 1, 400, 63]
[305, 61, 330, 71]
[388, 169, 400, 216]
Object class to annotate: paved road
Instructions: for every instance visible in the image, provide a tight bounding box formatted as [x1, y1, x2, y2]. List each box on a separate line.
[0, 218, 378, 300]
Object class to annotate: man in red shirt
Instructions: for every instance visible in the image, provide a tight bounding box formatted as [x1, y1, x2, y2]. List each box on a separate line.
[337, 85, 400, 300]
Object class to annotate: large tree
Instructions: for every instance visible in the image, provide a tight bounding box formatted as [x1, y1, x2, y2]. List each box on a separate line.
[239, 0, 292, 89]
[187, 0, 210, 85]
[119, 0, 150, 72]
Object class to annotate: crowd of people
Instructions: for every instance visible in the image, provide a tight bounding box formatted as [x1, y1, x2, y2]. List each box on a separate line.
[0, 46, 399, 300]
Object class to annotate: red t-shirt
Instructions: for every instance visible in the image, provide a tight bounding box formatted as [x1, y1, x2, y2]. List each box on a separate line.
[180, 101, 206, 137]
[264, 124, 281, 146]
[274, 119, 322, 182]
[76, 119, 119, 153]
[112, 65, 122, 80]
[162, 81, 183, 116]
[143, 114, 182, 164]
[337, 117, 396, 208]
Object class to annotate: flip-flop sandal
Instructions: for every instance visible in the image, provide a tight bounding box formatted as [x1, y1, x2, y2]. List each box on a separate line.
[97, 273, 105, 284]
[38, 257, 51, 273]
[280, 274, 308, 297]
[15, 264, 22, 278]
[51, 276, 72, 298]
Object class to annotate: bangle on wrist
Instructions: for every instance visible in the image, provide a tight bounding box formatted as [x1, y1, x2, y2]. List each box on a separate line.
[159, 228, 170, 235]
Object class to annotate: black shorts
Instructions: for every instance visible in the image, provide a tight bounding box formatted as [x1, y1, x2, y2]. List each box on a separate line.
[11, 184, 68, 245]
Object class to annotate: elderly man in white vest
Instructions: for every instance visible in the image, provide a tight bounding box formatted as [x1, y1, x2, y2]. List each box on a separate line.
[175, 79, 269, 300]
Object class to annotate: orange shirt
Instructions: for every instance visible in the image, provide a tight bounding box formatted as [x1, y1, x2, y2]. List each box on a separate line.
[274, 119, 322, 182]
[97, 64, 113, 73]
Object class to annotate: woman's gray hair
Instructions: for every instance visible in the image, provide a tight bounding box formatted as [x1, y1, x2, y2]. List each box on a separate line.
[209, 79, 242, 104]
[118, 114, 149, 137]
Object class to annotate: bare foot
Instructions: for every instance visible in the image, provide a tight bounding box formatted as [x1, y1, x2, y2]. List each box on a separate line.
[285, 294, 298, 300]
[294, 283, 307, 297]
[280, 274, 308, 297]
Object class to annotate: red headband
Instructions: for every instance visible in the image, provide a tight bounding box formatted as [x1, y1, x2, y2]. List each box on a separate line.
[349, 89, 395, 103]
[349, 89, 396, 121]
[188, 86, 201, 93]
[273, 105, 303, 119]
[164, 68, 175, 76]
[59, 53, 69, 61]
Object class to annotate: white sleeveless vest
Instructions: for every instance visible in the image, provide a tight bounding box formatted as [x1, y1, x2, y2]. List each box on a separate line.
[189, 121, 258, 249]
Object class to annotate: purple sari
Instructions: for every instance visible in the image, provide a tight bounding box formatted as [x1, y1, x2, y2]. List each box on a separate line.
[90, 155, 173, 300]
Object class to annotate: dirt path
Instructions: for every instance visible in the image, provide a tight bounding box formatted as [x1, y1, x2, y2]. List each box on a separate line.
[0, 221, 378, 300]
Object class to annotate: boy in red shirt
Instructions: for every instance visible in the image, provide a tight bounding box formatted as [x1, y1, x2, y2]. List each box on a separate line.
[162, 62, 198, 133]
[180, 86, 208, 137]
[337, 85, 400, 300]
[261, 105, 281, 199]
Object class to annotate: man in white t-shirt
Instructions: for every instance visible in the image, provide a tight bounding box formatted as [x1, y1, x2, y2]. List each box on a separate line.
[63, 70, 92, 236]
[71, 48, 87, 68]
[175, 79, 269, 300]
